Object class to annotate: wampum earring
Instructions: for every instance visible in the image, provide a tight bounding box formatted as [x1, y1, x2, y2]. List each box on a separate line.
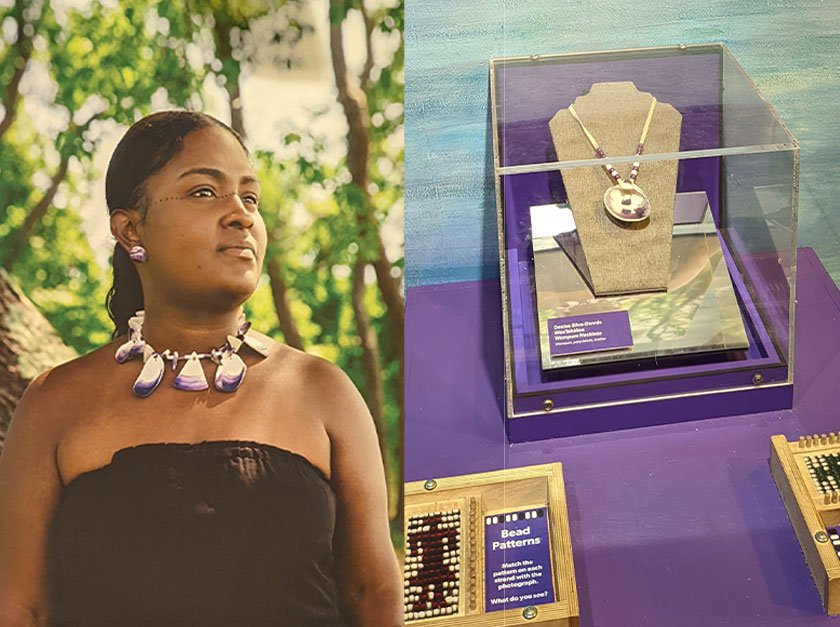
[129, 245, 148, 263]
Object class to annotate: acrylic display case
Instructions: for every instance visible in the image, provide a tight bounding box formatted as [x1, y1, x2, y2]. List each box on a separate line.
[490, 44, 798, 441]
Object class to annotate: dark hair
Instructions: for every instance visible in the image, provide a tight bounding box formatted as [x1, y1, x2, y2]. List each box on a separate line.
[105, 110, 247, 336]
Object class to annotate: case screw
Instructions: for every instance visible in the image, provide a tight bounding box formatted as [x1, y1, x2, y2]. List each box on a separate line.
[678, 43, 687, 50]
[815, 530, 829, 543]
[530, 54, 540, 61]
[543, 399, 554, 411]
[523, 606, 538, 620]
[423, 479, 437, 491]
[752, 372, 764, 386]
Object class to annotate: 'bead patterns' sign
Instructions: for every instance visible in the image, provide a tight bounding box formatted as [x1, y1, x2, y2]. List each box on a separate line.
[484, 507, 555, 612]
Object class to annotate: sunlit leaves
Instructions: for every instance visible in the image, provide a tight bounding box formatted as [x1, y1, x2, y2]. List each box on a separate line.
[44, 0, 201, 122]
[0, 2, 404, 532]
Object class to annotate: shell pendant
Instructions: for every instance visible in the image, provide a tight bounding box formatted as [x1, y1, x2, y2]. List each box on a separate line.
[603, 181, 651, 222]
[214, 353, 247, 393]
[115, 338, 145, 364]
[133, 352, 165, 398]
[173, 352, 209, 391]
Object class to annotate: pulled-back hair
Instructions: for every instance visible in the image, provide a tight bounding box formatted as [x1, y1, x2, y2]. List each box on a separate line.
[105, 111, 247, 336]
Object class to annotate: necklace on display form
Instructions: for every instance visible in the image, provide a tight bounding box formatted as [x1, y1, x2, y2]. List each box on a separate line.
[568, 96, 657, 222]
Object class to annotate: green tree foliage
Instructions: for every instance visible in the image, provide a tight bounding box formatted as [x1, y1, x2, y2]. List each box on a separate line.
[0, 0, 404, 545]
[0, 0, 204, 348]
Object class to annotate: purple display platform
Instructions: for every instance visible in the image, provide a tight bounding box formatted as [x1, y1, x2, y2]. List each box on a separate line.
[406, 247, 840, 626]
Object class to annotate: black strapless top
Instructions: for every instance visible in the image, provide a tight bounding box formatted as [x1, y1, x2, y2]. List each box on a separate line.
[51, 440, 347, 627]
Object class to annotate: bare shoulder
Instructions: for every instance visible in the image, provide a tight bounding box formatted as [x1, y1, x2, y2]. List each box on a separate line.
[250, 332, 370, 433]
[3, 342, 118, 478]
[250, 331, 350, 389]
[13, 341, 117, 425]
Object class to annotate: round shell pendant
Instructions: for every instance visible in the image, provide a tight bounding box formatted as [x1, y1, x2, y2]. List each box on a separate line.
[603, 182, 651, 222]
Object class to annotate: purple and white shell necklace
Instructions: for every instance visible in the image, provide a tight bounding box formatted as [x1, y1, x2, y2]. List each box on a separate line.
[114, 311, 262, 398]
[568, 96, 657, 223]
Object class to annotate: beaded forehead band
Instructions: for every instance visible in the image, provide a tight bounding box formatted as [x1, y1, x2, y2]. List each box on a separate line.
[149, 191, 243, 207]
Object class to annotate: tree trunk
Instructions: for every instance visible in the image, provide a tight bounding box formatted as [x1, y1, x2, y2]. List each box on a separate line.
[266, 256, 305, 350]
[213, 15, 246, 139]
[0, 271, 76, 453]
[373, 234, 403, 520]
[350, 258, 390, 491]
[328, 7, 404, 361]
[226, 77, 245, 141]
[1, 153, 71, 272]
[329, 5, 404, 520]
[0, 0, 39, 144]
[211, 15, 304, 351]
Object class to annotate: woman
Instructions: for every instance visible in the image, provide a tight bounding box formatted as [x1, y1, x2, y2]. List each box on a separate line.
[0, 111, 402, 626]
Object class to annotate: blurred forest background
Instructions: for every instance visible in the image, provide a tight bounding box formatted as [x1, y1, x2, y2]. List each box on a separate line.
[0, 0, 404, 543]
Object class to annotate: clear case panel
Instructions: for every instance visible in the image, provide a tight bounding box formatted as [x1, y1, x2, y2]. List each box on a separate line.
[491, 45, 797, 418]
[721, 50, 795, 150]
[492, 44, 796, 171]
[720, 149, 797, 363]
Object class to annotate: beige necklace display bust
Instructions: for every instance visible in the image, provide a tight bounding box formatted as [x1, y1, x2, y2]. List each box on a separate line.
[549, 82, 682, 296]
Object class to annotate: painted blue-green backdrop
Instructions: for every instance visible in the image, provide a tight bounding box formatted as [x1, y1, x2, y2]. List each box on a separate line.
[405, 1, 840, 286]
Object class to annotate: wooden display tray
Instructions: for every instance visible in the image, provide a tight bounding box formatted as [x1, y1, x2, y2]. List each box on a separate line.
[770, 433, 840, 614]
[404, 463, 578, 626]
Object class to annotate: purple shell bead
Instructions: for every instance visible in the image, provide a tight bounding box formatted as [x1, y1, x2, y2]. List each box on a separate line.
[213, 353, 247, 393]
[173, 353, 209, 391]
[132, 353, 164, 398]
[115, 339, 145, 364]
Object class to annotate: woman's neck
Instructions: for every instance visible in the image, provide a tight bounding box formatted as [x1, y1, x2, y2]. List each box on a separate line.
[137, 307, 245, 355]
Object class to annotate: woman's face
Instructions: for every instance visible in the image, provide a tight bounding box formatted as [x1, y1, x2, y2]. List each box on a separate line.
[133, 126, 267, 310]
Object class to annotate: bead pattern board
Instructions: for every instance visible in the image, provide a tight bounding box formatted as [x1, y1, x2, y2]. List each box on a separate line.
[770, 433, 840, 614]
[404, 507, 463, 620]
[404, 463, 578, 626]
[804, 452, 840, 495]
